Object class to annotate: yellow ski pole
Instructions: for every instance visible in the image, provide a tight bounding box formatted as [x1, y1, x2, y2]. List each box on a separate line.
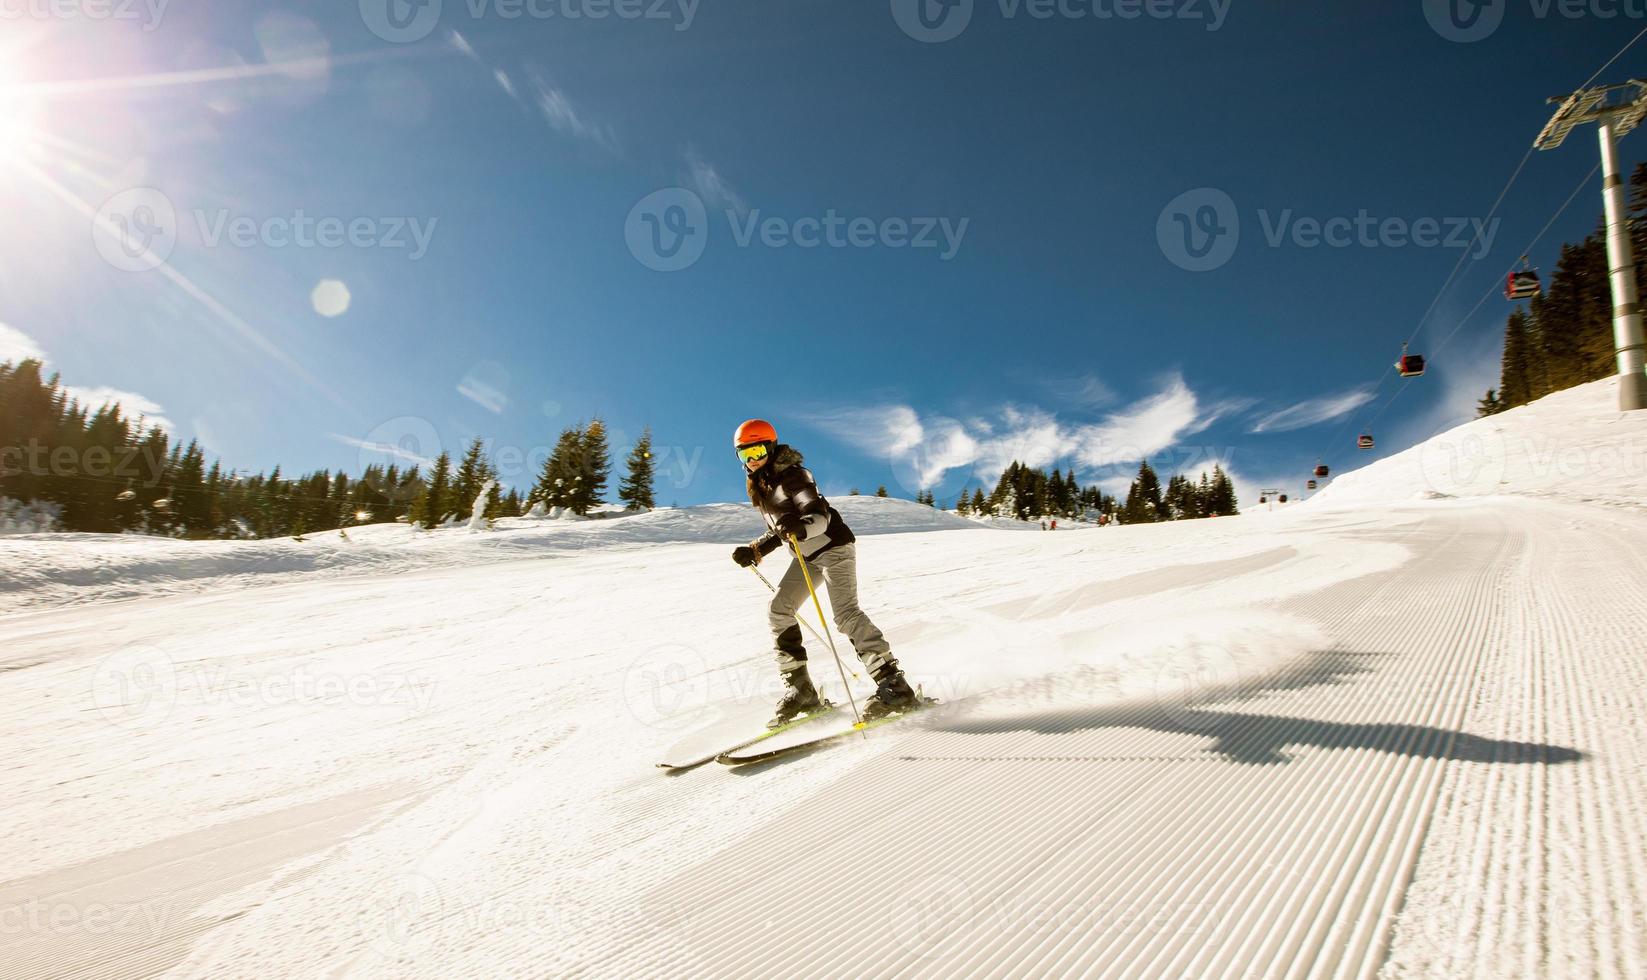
[788, 534, 865, 730]
[748, 565, 861, 681]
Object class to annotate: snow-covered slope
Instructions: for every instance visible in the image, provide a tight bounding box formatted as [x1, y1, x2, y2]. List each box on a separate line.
[1310, 376, 1647, 509]
[3, 386, 1646, 979]
[0, 495, 978, 616]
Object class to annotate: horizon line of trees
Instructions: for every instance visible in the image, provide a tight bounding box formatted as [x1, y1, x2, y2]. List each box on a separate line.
[1479, 161, 1647, 417]
[0, 358, 657, 539]
[940, 459, 1237, 523]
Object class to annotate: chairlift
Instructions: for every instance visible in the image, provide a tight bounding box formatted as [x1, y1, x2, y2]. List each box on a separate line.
[151, 497, 172, 511]
[116, 489, 136, 502]
[1278, 494, 1289, 503]
[1395, 342, 1426, 378]
[1505, 256, 1542, 300]
[1258, 495, 1267, 504]
[1307, 479, 1318, 491]
[1314, 463, 1330, 478]
[1357, 434, 1376, 450]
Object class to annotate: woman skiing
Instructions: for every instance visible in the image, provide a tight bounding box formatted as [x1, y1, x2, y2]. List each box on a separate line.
[729, 418, 917, 727]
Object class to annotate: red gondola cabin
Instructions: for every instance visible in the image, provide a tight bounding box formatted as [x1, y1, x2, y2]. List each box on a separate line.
[1505, 270, 1542, 300]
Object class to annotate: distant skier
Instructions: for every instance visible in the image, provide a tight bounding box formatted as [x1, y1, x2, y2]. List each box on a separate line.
[729, 419, 917, 727]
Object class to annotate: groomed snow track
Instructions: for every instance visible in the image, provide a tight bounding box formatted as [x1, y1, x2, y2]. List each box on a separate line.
[3, 496, 1644, 978]
[587, 500, 1645, 978]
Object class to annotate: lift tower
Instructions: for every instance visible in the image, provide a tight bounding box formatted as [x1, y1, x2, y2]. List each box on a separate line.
[1535, 80, 1647, 411]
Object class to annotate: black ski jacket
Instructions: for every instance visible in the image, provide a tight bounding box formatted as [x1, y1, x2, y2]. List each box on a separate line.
[746, 444, 855, 560]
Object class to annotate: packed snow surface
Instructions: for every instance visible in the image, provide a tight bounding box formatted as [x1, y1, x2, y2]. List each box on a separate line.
[1, 377, 1644, 978]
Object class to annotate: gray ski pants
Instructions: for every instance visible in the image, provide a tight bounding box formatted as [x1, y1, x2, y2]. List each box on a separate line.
[766, 543, 895, 679]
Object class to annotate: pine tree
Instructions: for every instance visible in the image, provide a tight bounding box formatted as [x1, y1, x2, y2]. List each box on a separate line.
[1499, 308, 1535, 408]
[573, 419, 611, 516]
[1123, 460, 1164, 524]
[875, 485, 889, 498]
[419, 452, 453, 528]
[452, 438, 492, 518]
[531, 428, 583, 511]
[972, 487, 987, 515]
[1477, 389, 1504, 417]
[954, 490, 969, 515]
[1208, 465, 1239, 516]
[618, 427, 656, 510]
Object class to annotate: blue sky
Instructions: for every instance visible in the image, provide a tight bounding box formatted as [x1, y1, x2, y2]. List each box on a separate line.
[0, 2, 1638, 507]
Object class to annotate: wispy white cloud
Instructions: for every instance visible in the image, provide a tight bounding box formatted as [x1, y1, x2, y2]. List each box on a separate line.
[64, 386, 173, 431]
[330, 432, 435, 469]
[807, 405, 925, 457]
[1043, 372, 1117, 409]
[1251, 387, 1376, 434]
[493, 68, 518, 102]
[0, 322, 47, 364]
[457, 379, 507, 414]
[1069, 375, 1202, 468]
[457, 361, 509, 415]
[525, 69, 618, 153]
[804, 374, 1215, 490]
[683, 147, 747, 215]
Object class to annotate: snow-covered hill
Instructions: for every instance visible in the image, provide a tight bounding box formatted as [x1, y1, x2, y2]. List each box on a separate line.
[3, 383, 1645, 978]
[1310, 376, 1647, 509]
[0, 495, 979, 615]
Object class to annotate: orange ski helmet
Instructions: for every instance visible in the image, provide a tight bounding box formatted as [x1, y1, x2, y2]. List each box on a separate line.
[733, 418, 776, 448]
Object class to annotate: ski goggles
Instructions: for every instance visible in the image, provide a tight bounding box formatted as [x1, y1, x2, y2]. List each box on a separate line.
[736, 443, 770, 463]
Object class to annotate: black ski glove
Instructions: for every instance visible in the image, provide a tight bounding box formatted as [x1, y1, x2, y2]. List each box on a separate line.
[732, 545, 758, 567]
[774, 513, 807, 541]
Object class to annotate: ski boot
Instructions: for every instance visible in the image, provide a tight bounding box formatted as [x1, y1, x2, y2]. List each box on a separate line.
[768, 670, 825, 728]
[862, 665, 918, 721]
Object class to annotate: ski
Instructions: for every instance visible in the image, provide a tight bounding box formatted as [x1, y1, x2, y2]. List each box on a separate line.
[717, 696, 938, 765]
[656, 702, 839, 771]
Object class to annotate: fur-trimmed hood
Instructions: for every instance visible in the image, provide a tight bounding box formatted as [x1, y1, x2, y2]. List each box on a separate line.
[747, 443, 803, 504]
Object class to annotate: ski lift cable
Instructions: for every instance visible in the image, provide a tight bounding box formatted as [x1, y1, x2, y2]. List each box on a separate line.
[1401, 23, 1645, 351]
[1574, 23, 1647, 94]
[1318, 30, 1644, 463]
[1427, 159, 1602, 364]
[1407, 144, 1538, 350]
[1355, 161, 1602, 439]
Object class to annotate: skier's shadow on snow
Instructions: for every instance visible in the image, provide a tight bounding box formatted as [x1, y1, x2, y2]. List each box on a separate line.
[931, 649, 1586, 767]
